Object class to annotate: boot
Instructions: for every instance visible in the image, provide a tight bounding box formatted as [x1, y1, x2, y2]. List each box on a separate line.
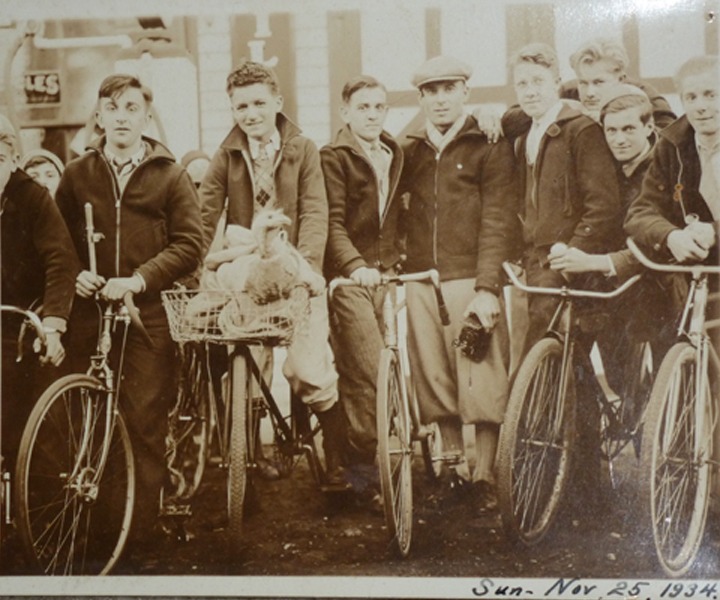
[315, 403, 351, 491]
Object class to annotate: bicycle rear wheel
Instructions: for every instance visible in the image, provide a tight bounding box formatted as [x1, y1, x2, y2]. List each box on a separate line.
[226, 350, 251, 551]
[496, 337, 575, 545]
[165, 343, 212, 502]
[376, 348, 413, 557]
[15, 374, 135, 575]
[639, 342, 713, 576]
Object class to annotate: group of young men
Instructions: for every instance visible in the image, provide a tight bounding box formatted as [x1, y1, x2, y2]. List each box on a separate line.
[1, 33, 718, 561]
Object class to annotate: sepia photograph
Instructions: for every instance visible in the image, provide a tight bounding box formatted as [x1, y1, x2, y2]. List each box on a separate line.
[0, 0, 718, 597]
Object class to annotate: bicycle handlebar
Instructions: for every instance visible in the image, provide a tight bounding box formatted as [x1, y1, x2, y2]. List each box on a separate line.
[1, 305, 47, 362]
[502, 261, 642, 299]
[328, 268, 450, 326]
[626, 237, 720, 275]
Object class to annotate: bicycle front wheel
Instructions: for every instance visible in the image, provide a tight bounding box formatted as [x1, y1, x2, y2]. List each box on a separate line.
[376, 348, 413, 557]
[226, 351, 250, 551]
[15, 374, 135, 575]
[639, 342, 713, 576]
[496, 337, 575, 545]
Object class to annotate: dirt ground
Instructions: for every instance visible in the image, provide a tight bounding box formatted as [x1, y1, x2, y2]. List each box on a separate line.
[7, 442, 716, 581]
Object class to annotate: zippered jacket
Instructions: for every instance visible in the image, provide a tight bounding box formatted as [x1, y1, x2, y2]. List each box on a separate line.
[199, 113, 328, 273]
[398, 115, 520, 295]
[624, 115, 718, 266]
[514, 105, 623, 255]
[56, 136, 203, 315]
[321, 125, 404, 278]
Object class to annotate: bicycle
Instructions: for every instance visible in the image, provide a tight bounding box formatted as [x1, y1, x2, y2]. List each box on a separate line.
[328, 269, 449, 557]
[497, 262, 642, 546]
[161, 284, 325, 551]
[0, 305, 46, 565]
[12, 295, 138, 575]
[627, 237, 720, 577]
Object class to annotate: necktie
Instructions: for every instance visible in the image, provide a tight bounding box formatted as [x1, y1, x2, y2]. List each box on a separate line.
[253, 144, 275, 208]
[369, 143, 390, 216]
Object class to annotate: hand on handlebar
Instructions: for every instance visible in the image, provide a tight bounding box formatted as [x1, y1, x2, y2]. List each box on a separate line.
[100, 276, 144, 301]
[667, 229, 710, 263]
[34, 331, 66, 367]
[75, 270, 106, 298]
[349, 266, 382, 287]
[548, 246, 608, 274]
[464, 289, 500, 331]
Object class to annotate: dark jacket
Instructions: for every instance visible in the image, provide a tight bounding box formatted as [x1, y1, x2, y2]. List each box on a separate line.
[625, 115, 718, 265]
[321, 125, 404, 278]
[609, 146, 654, 280]
[1, 169, 78, 324]
[199, 113, 328, 273]
[502, 77, 676, 144]
[398, 115, 519, 294]
[56, 136, 203, 321]
[515, 104, 623, 256]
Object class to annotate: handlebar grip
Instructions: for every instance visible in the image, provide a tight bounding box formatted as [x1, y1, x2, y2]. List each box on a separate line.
[434, 286, 451, 326]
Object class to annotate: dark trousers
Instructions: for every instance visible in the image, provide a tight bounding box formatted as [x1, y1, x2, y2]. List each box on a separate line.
[67, 304, 176, 541]
[329, 284, 386, 465]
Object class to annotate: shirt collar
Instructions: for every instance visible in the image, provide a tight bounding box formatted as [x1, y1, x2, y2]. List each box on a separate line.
[103, 142, 146, 170]
[249, 129, 282, 160]
[353, 132, 389, 157]
[426, 114, 467, 151]
[531, 101, 564, 134]
[695, 132, 720, 155]
[621, 140, 652, 177]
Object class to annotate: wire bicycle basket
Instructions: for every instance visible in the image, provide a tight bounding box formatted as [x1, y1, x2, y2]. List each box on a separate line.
[161, 286, 311, 345]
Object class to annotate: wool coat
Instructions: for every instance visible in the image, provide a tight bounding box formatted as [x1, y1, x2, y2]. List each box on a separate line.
[321, 125, 404, 278]
[199, 113, 328, 273]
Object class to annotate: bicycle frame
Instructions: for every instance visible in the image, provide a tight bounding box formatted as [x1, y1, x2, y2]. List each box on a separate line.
[626, 238, 720, 465]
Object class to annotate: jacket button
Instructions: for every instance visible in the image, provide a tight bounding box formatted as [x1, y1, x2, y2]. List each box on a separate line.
[457, 163, 463, 170]
[654, 243, 661, 251]
[379, 234, 383, 240]
[584, 226, 591, 233]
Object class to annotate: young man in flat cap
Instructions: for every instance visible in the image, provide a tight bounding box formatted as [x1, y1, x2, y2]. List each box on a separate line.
[398, 55, 519, 513]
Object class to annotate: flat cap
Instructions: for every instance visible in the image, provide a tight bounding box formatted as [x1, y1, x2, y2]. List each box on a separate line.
[411, 55, 473, 88]
[600, 83, 649, 112]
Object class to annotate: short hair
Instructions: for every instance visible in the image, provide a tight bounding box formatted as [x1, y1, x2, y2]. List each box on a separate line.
[569, 38, 629, 76]
[600, 94, 653, 125]
[98, 74, 153, 105]
[226, 61, 280, 96]
[510, 43, 560, 78]
[674, 55, 719, 93]
[341, 75, 387, 104]
[0, 132, 18, 155]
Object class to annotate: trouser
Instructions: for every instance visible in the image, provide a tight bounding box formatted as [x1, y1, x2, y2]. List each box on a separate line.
[67, 306, 176, 542]
[406, 278, 510, 481]
[329, 283, 386, 465]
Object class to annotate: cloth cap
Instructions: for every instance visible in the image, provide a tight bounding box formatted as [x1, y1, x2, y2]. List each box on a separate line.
[600, 83, 649, 112]
[411, 55, 472, 89]
[20, 149, 64, 175]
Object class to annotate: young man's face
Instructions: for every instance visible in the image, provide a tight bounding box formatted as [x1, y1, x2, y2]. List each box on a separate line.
[26, 161, 61, 198]
[513, 62, 560, 120]
[603, 106, 654, 163]
[230, 83, 283, 143]
[340, 86, 388, 143]
[417, 80, 468, 132]
[576, 59, 623, 115]
[96, 87, 150, 155]
[680, 71, 719, 138]
[0, 141, 17, 196]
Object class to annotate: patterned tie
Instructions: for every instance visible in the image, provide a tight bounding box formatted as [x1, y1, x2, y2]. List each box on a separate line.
[253, 144, 275, 208]
[369, 143, 390, 215]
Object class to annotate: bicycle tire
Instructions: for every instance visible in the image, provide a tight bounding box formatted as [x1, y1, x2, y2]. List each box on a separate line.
[15, 374, 135, 575]
[496, 337, 576, 545]
[376, 348, 413, 557]
[638, 342, 713, 576]
[165, 343, 211, 502]
[226, 352, 250, 551]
